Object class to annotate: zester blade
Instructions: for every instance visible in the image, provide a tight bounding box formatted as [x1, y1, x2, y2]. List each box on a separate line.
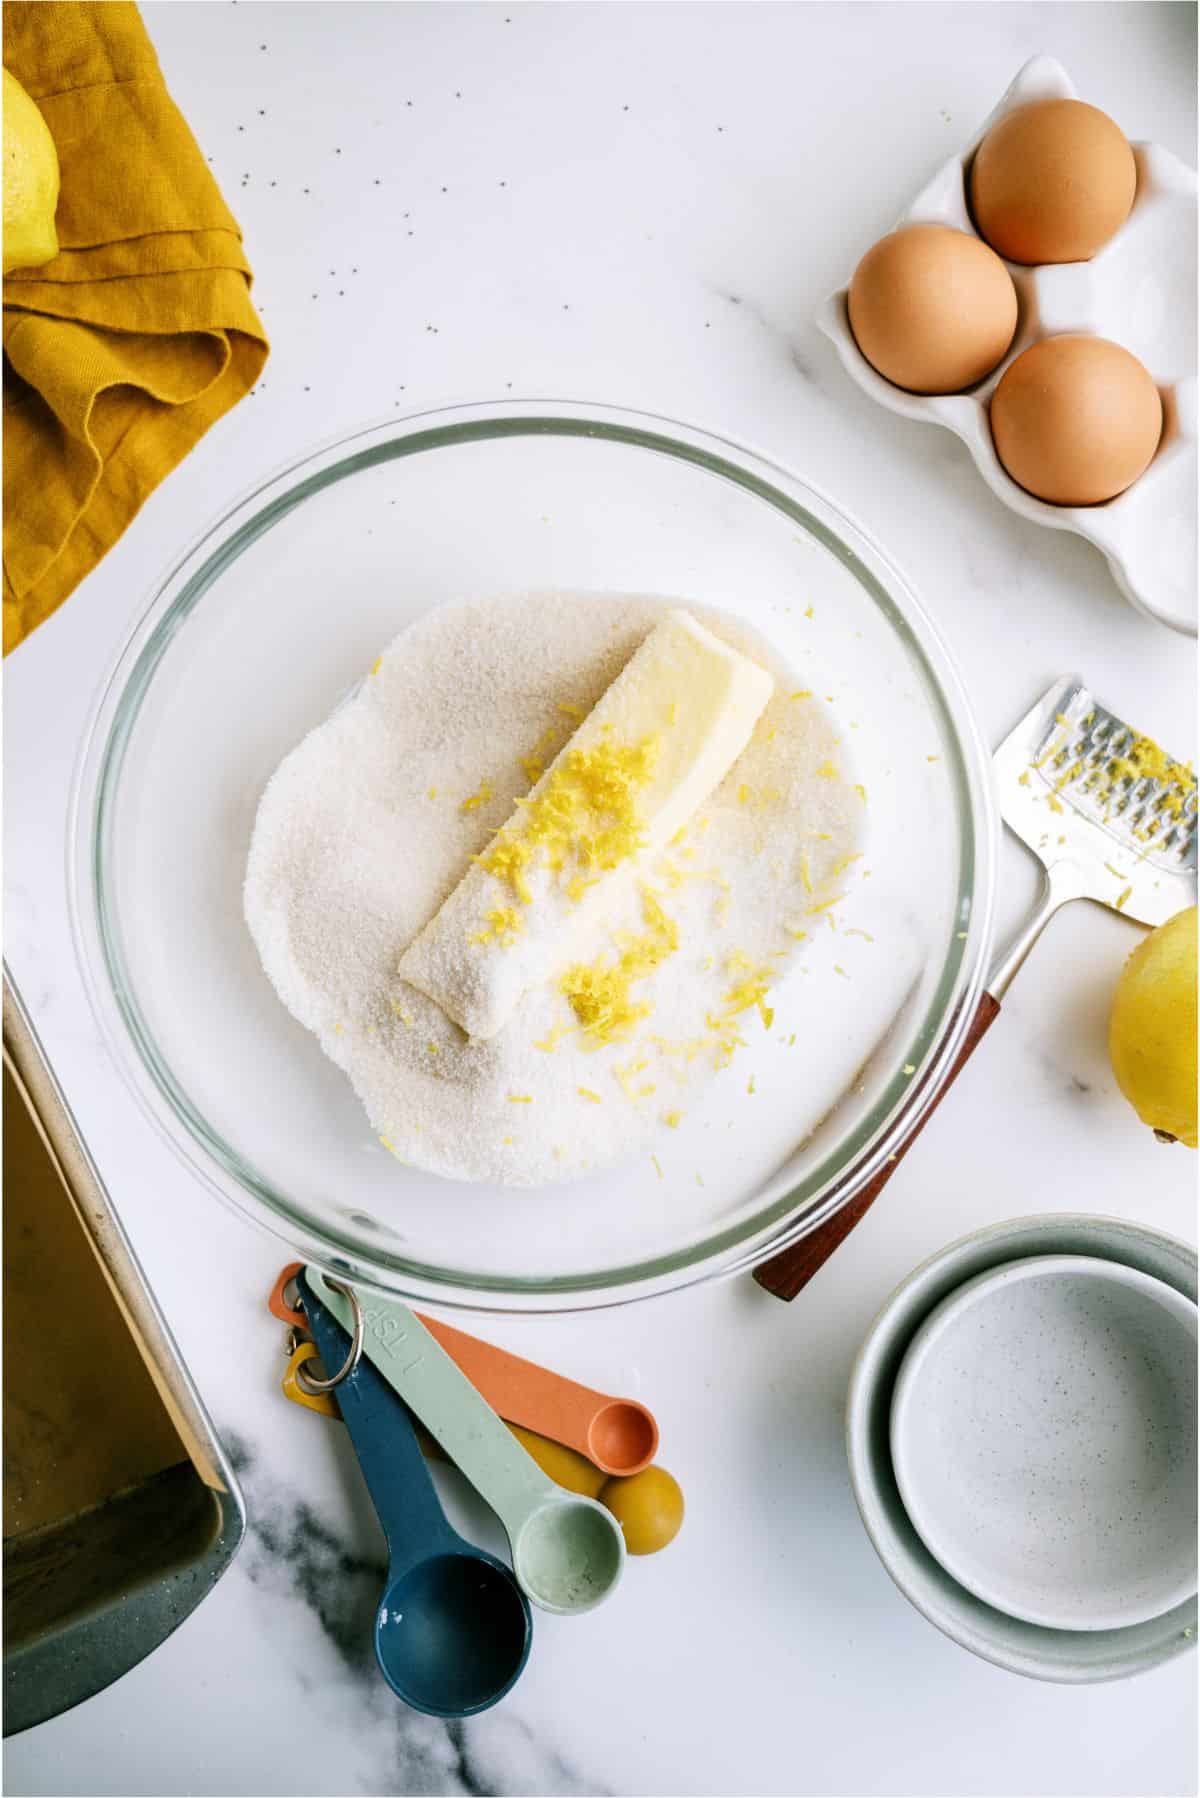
[994, 675, 1197, 929]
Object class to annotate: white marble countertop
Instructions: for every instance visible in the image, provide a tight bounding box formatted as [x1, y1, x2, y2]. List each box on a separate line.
[4, 5, 1197, 1794]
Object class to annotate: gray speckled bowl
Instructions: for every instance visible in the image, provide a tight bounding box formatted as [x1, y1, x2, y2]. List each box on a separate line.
[890, 1254, 1197, 1632]
[847, 1215, 1198, 1682]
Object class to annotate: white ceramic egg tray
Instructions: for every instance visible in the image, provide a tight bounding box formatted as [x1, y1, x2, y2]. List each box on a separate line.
[819, 56, 1198, 636]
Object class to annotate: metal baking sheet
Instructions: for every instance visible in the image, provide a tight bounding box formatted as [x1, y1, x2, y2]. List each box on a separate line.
[3, 971, 245, 1736]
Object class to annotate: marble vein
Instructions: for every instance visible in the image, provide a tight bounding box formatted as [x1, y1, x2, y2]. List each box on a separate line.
[223, 1432, 606, 1798]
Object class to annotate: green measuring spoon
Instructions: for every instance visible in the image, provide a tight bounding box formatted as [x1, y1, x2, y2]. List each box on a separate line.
[306, 1268, 625, 1615]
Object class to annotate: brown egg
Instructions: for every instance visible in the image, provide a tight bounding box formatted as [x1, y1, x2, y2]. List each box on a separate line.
[970, 99, 1137, 264]
[990, 335, 1162, 506]
[847, 224, 1018, 395]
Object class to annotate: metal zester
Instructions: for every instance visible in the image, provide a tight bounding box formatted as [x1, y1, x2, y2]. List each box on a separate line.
[990, 673, 1197, 985]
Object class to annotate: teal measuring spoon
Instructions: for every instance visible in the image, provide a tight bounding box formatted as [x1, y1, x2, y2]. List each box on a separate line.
[298, 1276, 531, 1715]
[306, 1268, 625, 1614]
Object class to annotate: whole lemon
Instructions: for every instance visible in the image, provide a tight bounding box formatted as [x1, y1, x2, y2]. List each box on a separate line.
[1109, 907, 1197, 1148]
[3, 68, 60, 275]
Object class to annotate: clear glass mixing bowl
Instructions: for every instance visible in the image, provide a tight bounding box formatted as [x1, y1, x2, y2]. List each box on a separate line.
[70, 401, 996, 1311]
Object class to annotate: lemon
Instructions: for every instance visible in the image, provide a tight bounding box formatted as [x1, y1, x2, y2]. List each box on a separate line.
[1109, 906, 1197, 1148]
[3, 68, 60, 275]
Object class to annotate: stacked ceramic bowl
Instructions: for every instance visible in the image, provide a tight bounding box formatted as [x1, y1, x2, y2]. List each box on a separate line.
[847, 1215, 1197, 1681]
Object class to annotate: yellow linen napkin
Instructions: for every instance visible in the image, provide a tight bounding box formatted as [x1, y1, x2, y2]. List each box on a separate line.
[2, 2, 268, 653]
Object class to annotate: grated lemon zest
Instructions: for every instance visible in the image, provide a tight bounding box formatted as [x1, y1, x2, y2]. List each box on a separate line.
[1032, 734, 1069, 771]
[470, 905, 526, 946]
[649, 1032, 712, 1065]
[705, 952, 776, 1062]
[481, 732, 660, 904]
[736, 783, 782, 813]
[559, 886, 679, 1046]
[460, 779, 494, 813]
[1092, 731, 1195, 825]
[615, 1056, 652, 1101]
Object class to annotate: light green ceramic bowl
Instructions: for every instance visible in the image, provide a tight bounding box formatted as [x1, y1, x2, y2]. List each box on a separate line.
[846, 1213, 1198, 1683]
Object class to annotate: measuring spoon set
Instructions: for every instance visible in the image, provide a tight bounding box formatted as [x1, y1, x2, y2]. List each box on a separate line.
[269, 1263, 663, 1716]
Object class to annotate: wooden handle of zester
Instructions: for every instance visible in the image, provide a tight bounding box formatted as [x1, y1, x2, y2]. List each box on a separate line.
[752, 990, 1001, 1302]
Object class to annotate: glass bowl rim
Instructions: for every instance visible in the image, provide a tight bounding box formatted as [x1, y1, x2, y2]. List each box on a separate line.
[67, 396, 998, 1313]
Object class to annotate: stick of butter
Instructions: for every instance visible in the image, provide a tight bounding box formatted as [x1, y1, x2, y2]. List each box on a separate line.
[397, 609, 774, 1039]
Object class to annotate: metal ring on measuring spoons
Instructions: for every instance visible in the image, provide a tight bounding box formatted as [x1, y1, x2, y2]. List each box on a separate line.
[294, 1275, 364, 1394]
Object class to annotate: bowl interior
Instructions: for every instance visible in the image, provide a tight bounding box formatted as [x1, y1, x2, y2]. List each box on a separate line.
[75, 406, 989, 1306]
[847, 1215, 1199, 1683]
[891, 1254, 1198, 1632]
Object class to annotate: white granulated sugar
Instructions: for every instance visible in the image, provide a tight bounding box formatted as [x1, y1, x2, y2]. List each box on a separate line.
[244, 592, 861, 1187]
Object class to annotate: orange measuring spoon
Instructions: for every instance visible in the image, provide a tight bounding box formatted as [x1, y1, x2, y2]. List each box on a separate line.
[414, 1313, 659, 1476]
[268, 1265, 659, 1476]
